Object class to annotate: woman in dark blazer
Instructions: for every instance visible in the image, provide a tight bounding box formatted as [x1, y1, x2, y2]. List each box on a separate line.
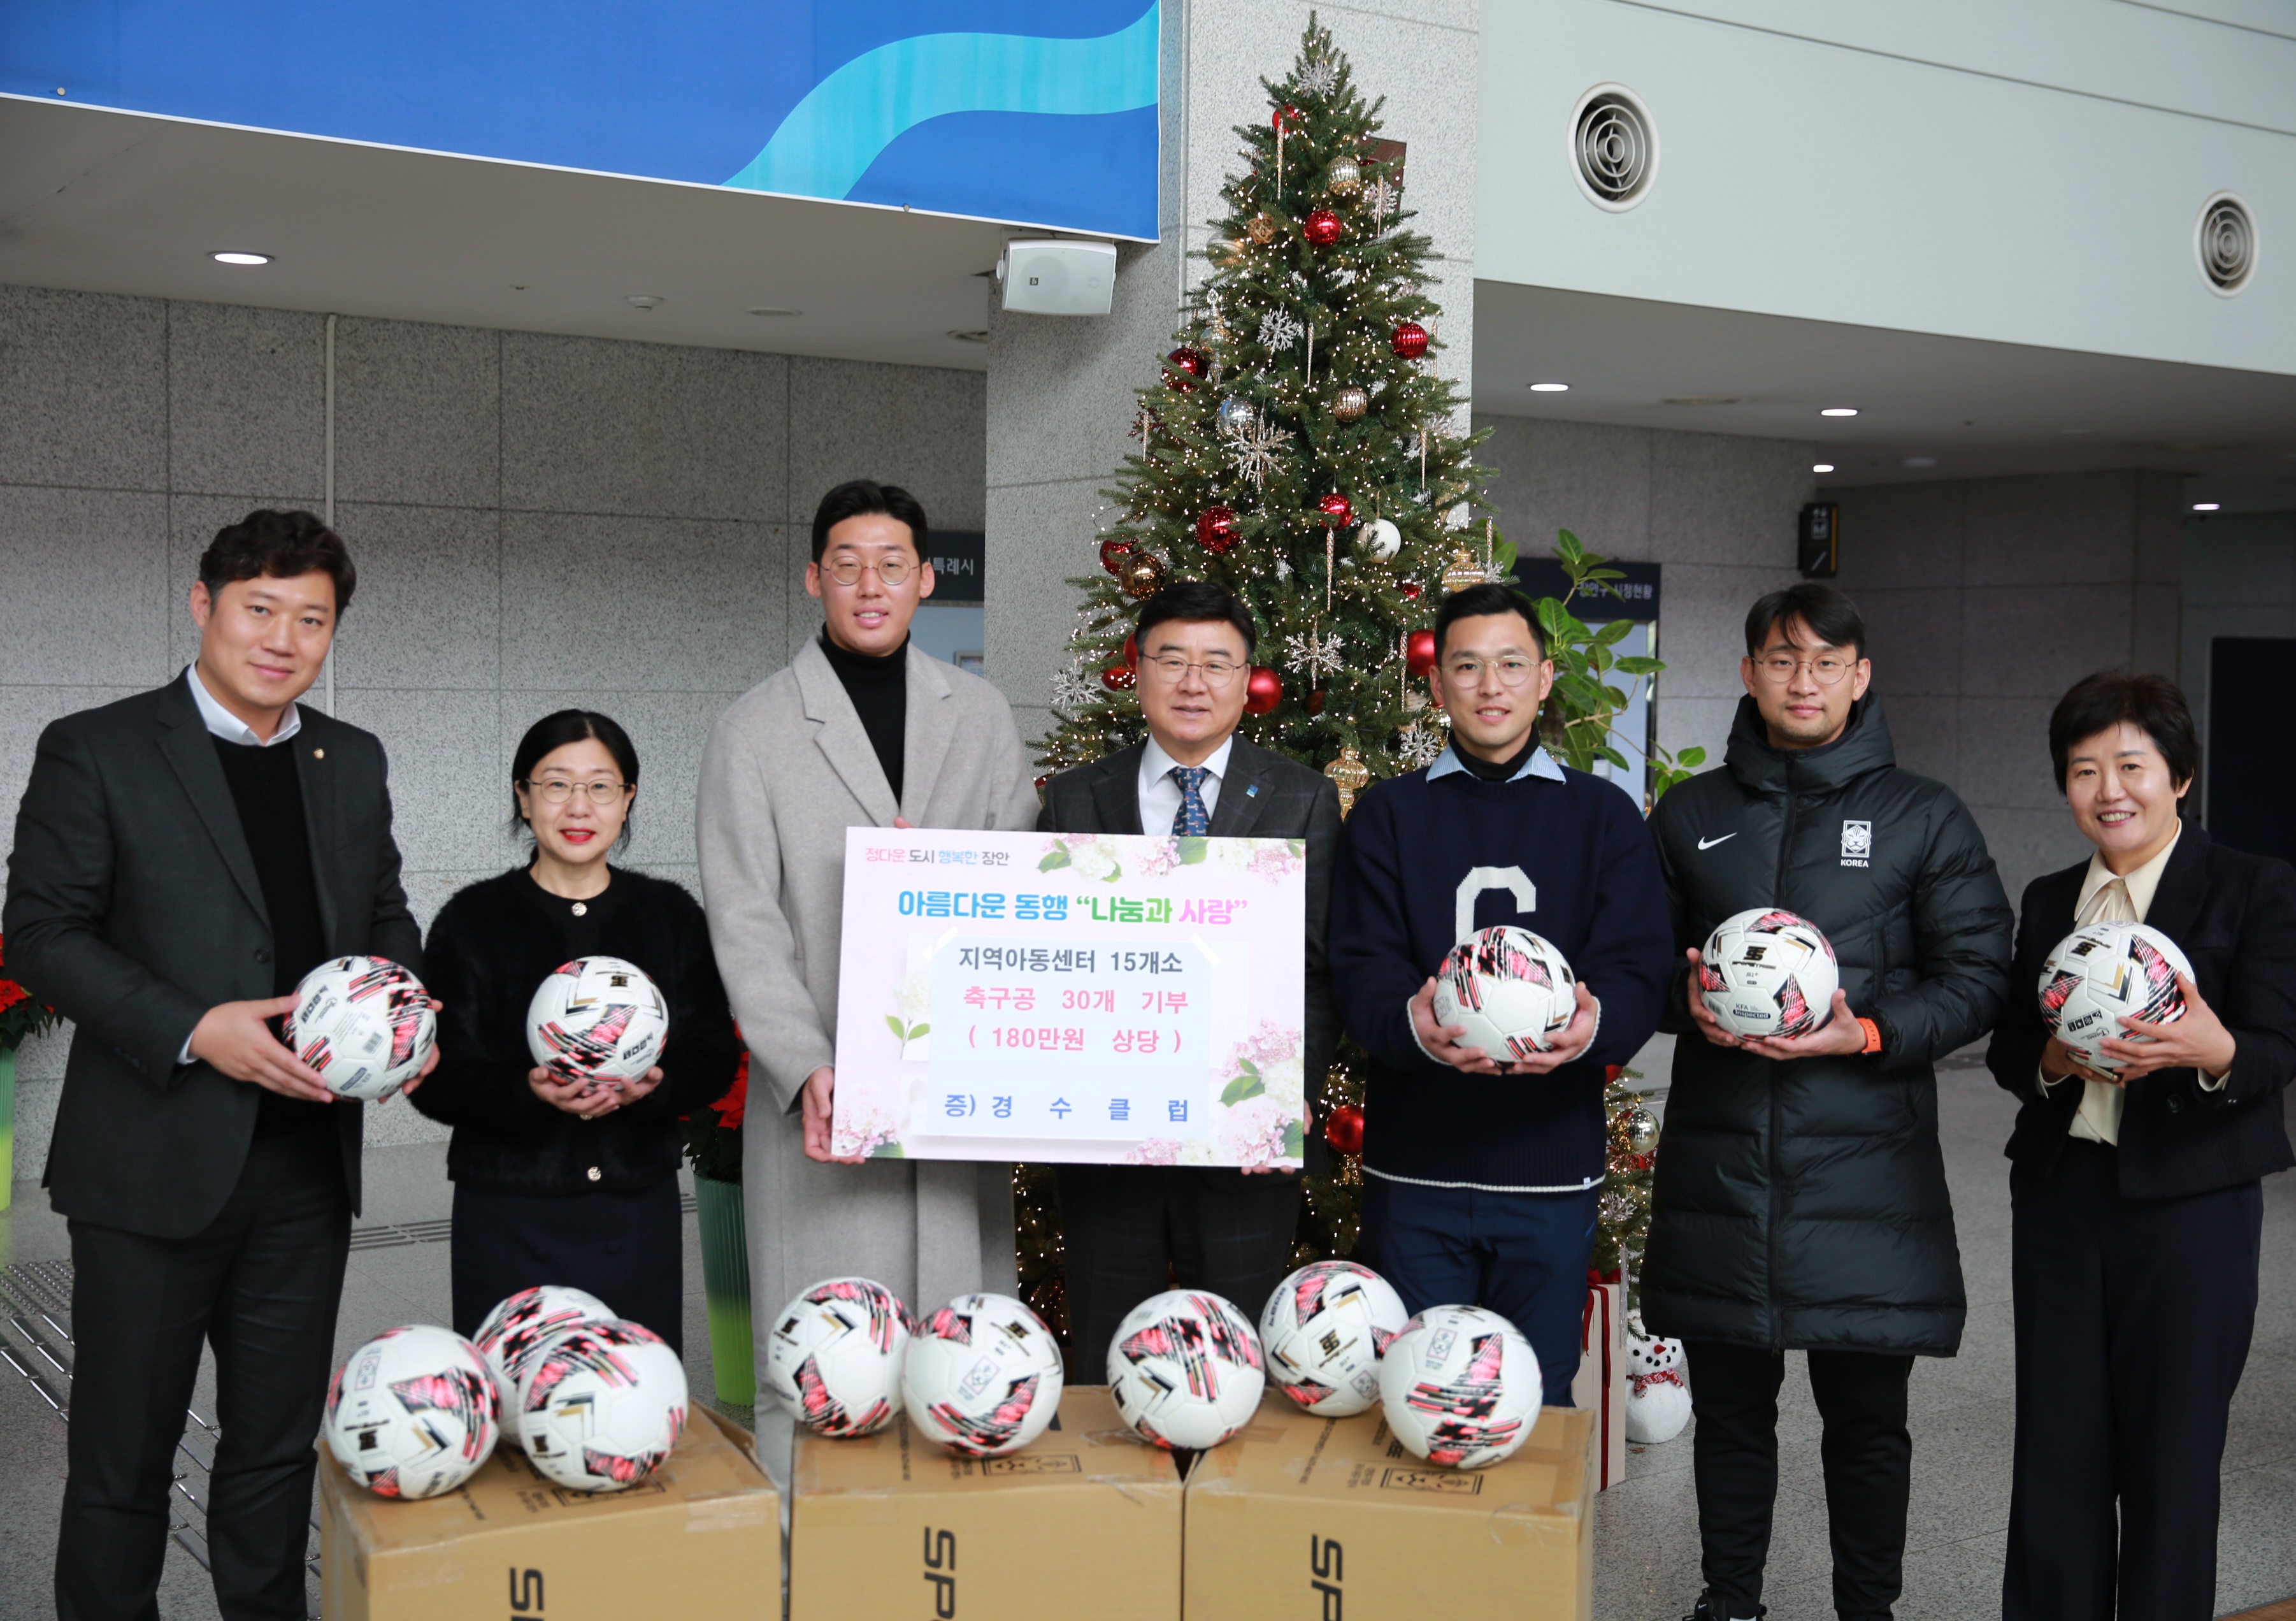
[413, 710, 740, 1355]
[1986, 672, 2296, 1621]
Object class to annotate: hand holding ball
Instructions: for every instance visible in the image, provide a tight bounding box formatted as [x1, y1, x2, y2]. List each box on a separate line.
[1697, 910, 1839, 1040]
[285, 956, 435, 1100]
[2039, 921, 2192, 1072]
[526, 956, 668, 1086]
[1430, 926, 1578, 1062]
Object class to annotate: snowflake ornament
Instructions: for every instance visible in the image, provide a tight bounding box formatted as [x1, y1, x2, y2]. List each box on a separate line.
[1296, 58, 1339, 96]
[1051, 668, 1100, 709]
[1283, 628, 1347, 683]
[1395, 724, 1446, 770]
[1259, 309, 1303, 351]
[1368, 178, 1402, 230]
[1228, 419, 1295, 491]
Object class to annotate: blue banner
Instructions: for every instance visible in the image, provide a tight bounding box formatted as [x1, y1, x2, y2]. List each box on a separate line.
[1, 1, 1159, 239]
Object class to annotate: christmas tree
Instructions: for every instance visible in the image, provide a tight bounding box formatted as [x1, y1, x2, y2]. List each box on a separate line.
[1017, 17, 1693, 1339]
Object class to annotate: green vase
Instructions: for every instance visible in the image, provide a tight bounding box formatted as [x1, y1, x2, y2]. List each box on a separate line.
[693, 1174, 754, 1407]
[0, 1046, 13, 1214]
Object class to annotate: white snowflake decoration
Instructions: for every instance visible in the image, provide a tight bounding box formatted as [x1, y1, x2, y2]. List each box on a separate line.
[1051, 668, 1099, 709]
[1259, 309, 1303, 351]
[1296, 59, 1339, 97]
[1228, 419, 1295, 491]
[1275, 557, 1293, 582]
[1368, 178, 1402, 229]
[1284, 629, 1347, 683]
[1395, 724, 1446, 769]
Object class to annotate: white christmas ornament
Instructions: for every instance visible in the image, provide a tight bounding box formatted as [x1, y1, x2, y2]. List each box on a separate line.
[325, 1325, 499, 1499]
[1356, 517, 1402, 559]
[1430, 926, 1578, 1060]
[1623, 1326, 1691, 1443]
[1377, 1305, 1542, 1469]
[1107, 1289, 1266, 1450]
[1261, 1261, 1410, 1416]
[1697, 909, 1839, 1040]
[902, 1292, 1065, 1457]
[2039, 921, 2192, 1072]
[284, 956, 436, 1100]
[525, 955, 669, 1084]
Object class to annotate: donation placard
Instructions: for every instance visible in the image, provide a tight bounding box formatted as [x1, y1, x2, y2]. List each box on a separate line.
[829, 828, 1309, 1167]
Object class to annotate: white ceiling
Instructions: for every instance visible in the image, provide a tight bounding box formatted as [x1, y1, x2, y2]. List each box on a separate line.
[6, 94, 2295, 508]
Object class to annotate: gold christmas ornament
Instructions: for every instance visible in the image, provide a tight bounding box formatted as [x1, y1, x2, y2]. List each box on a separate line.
[1214, 238, 1249, 268]
[1322, 746, 1372, 816]
[1330, 385, 1369, 422]
[1440, 545, 1486, 594]
[1324, 156, 1364, 199]
[1245, 212, 1279, 245]
[1118, 551, 1168, 599]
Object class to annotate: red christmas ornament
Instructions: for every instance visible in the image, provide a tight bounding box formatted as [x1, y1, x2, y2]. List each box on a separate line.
[1307, 689, 1326, 716]
[1033, 774, 1051, 793]
[1123, 633, 1138, 667]
[1244, 665, 1282, 715]
[1166, 345, 1207, 378]
[1324, 1103, 1366, 1156]
[1400, 580, 1423, 601]
[1099, 537, 1135, 575]
[1316, 493, 1354, 527]
[1302, 209, 1342, 247]
[1101, 665, 1137, 693]
[1195, 505, 1242, 554]
[1405, 628, 1437, 675]
[1272, 104, 1302, 132]
[1392, 321, 1430, 359]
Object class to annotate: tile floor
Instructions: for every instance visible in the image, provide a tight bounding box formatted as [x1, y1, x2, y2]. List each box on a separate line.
[0, 1060, 2289, 1621]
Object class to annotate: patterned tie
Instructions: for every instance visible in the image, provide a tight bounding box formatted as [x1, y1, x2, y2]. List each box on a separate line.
[1170, 766, 1212, 837]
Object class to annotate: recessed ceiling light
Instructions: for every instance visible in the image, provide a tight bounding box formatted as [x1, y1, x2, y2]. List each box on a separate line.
[625, 294, 664, 310]
[1819, 406, 1858, 417]
[211, 251, 270, 266]
[1528, 381, 1570, 393]
[1812, 463, 1835, 474]
[2193, 501, 2221, 512]
[947, 329, 990, 343]
[747, 306, 800, 317]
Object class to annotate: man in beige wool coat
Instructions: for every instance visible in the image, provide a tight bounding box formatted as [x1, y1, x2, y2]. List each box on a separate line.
[696, 480, 1038, 1485]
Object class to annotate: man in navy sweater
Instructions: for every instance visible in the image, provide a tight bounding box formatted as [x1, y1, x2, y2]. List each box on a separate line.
[1330, 582, 1673, 1392]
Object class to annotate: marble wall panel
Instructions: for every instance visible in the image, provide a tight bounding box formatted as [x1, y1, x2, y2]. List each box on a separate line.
[333, 318, 501, 509]
[0, 486, 171, 688]
[789, 358, 986, 529]
[328, 503, 500, 691]
[166, 301, 326, 500]
[0, 285, 167, 491]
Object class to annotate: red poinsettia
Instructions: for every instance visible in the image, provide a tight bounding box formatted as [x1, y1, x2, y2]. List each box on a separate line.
[715, 1052, 749, 1130]
[678, 1027, 749, 1182]
[0, 932, 61, 1053]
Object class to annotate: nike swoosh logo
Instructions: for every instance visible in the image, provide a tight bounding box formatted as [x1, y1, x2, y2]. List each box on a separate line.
[1697, 833, 1737, 850]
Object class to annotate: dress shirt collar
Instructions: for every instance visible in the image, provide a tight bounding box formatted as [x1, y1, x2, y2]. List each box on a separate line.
[185, 663, 302, 747]
[1141, 731, 1236, 791]
[1425, 739, 1566, 784]
[2076, 822, 2183, 925]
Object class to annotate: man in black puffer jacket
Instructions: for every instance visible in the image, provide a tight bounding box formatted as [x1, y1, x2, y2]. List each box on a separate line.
[1645, 584, 2013, 1621]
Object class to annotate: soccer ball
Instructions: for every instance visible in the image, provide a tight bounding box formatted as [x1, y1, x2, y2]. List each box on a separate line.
[2039, 921, 2192, 1072]
[283, 956, 435, 1100]
[1698, 909, 1839, 1040]
[764, 1278, 912, 1437]
[1106, 1289, 1266, 1450]
[515, 1318, 687, 1491]
[1428, 926, 1577, 1060]
[901, 1293, 1065, 1458]
[325, 1324, 499, 1499]
[525, 956, 669, 1085]
[1377, 1304, 1542, 1470]
[1261, 1261, 1411, 1416]
[472, 1285, 613, 1417]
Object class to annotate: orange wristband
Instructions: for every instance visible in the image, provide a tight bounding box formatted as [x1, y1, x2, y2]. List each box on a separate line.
[1856, 1017, 1883, 1055]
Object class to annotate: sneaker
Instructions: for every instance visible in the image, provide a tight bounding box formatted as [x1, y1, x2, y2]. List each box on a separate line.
[1684, 1594, 1766, 1621]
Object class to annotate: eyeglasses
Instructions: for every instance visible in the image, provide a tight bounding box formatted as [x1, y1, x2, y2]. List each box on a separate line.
[1752, 653, 1856, 685]
[1442, 656, 1544, 688]
[1143, 655, 1244, 687]
[522, 779, 633, 806]
[821, 555, 916, 587]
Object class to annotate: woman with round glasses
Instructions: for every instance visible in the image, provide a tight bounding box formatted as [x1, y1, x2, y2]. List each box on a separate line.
[413, 709, 740, 1354]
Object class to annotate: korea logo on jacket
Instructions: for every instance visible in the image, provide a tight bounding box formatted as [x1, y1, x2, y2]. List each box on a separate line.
[1840, 820, 1873, 868]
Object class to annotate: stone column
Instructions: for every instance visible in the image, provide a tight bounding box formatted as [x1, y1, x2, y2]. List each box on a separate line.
[984, 0, 1480, 753]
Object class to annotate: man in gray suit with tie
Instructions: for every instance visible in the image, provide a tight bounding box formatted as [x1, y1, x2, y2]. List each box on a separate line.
[6, 510, 427, 1621]
[1038, 580, 1342, 1370]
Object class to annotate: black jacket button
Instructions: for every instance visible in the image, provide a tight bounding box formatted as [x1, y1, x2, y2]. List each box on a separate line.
[254, 947, 272, 965]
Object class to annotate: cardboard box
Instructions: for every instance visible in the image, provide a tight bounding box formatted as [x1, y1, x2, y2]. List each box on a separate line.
[1184, 1396, 1596, 1621]
[319, 1406, 780, 1621]
[1571, 1279, 1628, 1488]
[791, 1385, 1182, 1621]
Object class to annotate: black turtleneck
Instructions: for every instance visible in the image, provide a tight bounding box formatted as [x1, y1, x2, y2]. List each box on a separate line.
[1449, 733, 1544, 783]
[819, 630, 907, 801]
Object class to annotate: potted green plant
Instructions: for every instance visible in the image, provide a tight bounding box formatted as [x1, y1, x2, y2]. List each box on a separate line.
[0, 935, 61, 1213]
[679, 1041, 754, 1406]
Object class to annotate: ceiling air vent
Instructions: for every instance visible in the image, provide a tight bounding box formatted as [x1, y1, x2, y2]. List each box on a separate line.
[2197, 193, 2256, 295]
[1570, 85, 1657, 212]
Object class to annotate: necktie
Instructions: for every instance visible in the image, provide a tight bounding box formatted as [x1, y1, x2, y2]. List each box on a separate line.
[1170, 766, 1211, 837]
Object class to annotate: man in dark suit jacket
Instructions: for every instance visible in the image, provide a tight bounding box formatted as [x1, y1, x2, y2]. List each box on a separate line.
[1986, 672, 2296, 1621]
[1038, 580, 1341, 1370]
[5, 509, 429, 1621]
